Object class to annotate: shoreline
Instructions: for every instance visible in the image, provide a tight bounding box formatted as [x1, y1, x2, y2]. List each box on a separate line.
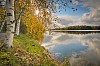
[0, 34, 69, 66]
[52, 30, 100, 31]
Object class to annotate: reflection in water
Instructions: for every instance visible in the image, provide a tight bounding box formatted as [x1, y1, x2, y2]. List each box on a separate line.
[42, 31, 100, 66]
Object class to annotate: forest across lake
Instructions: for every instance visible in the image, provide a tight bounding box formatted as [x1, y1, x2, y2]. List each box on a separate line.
[52, 31, 100, 34]
[52, 25, 100, 30]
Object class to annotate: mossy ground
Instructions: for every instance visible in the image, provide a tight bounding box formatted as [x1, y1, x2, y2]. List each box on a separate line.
[0, 34, 70, 66]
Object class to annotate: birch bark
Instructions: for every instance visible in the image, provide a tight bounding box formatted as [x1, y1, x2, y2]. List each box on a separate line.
[0, 19, 5, 32]
[16, 16, 21, 35]
[4, 0, 15, 48]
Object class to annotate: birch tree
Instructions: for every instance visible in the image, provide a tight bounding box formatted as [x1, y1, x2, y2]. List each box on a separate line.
[15, 7, 23, 35]
[2, 0, 15, 48]
[0, 18, 5, 32]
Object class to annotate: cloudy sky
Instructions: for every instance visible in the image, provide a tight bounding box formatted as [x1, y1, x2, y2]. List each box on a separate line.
[54, 0, 100, 27]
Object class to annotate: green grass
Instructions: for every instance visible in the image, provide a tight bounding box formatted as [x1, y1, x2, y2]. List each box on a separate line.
[14, 34, 44, 53]
[0, 34, 70, 66]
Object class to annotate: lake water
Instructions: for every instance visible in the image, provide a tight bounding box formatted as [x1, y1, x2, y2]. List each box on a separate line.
[41, 31, 100, 66]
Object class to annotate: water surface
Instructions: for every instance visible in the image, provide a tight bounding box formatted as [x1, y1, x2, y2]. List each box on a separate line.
[42, 31, 100, 66]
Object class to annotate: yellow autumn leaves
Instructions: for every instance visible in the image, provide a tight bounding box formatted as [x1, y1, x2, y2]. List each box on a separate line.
[21, 6, 46, 42]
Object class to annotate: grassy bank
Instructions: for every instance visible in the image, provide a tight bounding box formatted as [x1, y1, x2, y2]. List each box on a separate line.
[0, 34, 70, 66]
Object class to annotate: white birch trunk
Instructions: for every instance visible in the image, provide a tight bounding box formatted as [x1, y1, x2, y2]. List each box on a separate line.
[0, 20, 5, 32]
[15, 7, 23, 35]
[16, 16, 21, 35]
[3, 0, 15, 48]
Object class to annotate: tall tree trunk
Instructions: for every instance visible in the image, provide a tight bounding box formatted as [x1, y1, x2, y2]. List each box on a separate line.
[0, 20, 5, 32]
[16, 16, 21, 35]
[3, 0, 15, 48]
[15, 7, 23, 35]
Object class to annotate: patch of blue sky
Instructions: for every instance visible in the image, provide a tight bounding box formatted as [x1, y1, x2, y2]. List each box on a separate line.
[55, 0, 90, 16]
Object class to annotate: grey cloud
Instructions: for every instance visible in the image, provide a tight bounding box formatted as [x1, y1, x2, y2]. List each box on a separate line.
[81, 0, 100, 9]
[57, 15, 81, 26]
[80, 0, 100, 25]
[72, 0, 79, 5]
[81, 6, 100, 25]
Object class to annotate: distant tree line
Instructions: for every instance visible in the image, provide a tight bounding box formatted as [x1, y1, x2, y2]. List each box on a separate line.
[53, 31, 100, 34]
[52, 25, 100, 30]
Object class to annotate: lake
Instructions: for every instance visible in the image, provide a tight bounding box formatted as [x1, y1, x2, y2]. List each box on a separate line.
[41, 31, 100, 66]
